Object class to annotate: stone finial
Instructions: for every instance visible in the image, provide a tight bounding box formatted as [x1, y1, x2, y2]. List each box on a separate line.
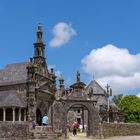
[37, 23, 43, 43]
[38, 23, 42, 32]
[76, 71, 80, 82]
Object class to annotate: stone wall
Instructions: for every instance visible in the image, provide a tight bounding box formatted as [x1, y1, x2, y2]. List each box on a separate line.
[51, 101, 63, 132]
[0, 122, 29, 140]
[102, 122, 140, 138]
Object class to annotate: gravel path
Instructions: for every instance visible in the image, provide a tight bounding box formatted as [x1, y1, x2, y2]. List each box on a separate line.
[106, 136, 140, 140]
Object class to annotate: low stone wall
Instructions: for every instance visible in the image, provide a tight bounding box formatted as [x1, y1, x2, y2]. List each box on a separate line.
[102, 122, 140, 138]
[0, 122, 29, 140]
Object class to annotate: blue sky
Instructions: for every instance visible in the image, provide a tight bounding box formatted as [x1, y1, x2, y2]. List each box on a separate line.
[0, 0, 140, 95]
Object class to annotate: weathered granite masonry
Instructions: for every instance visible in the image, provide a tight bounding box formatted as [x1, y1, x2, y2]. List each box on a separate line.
[0, 122, 29, 140]
[102, 122, 140, 138]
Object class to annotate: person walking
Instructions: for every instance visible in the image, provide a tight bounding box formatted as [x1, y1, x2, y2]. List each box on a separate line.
[72, 122, 78, 136]
[42, 114, 48, 126]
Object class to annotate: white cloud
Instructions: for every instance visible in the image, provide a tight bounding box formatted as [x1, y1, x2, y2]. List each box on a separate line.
[81, 44, 140, 94]
[49, 22, 76, 48]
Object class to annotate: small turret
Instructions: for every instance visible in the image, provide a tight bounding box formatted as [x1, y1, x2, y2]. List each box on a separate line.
[34, 23, 46, 63]
[59, 74, 64, 90]
[32, 23, 50, 77]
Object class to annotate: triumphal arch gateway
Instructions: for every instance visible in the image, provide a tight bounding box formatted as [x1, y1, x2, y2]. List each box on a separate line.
[0, 24, 123, 139]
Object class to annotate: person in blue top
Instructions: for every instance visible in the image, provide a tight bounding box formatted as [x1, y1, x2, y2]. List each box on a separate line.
[42, 114, 48, 126]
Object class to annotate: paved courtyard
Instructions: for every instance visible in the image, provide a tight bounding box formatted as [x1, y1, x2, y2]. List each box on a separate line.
[67, 133, 140, 140]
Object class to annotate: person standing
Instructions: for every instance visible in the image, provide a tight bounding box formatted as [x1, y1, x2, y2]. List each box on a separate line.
[42, 114, 48, 126]
[32, 117, 36, 129]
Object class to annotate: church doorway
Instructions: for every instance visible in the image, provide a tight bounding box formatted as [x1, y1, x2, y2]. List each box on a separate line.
[36, 109, 42, 126]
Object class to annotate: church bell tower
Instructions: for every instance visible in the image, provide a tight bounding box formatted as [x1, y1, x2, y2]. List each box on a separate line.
[34, 23, 45, 64]
[33, 23, 49, 76]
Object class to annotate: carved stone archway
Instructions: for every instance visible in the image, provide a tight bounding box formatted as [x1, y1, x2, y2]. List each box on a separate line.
[51, 99, 101, 138]
[62, 100, 100, 138]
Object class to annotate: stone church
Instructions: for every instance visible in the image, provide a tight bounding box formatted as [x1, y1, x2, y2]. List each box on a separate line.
[0, 24, 56, 124]
[0, 24, 122, 139]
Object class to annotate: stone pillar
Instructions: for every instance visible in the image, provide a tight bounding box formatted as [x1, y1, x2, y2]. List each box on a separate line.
[19, 108, 21, 122]
[24, 109, 26, 121]
[13, 107, 15, 122]
[27, 60, 37, 121]
[27, 81, 36, 122]
[3, 108, 5, 122]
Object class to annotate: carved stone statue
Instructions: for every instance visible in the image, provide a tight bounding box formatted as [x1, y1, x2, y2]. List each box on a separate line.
[77, 71, 80, 82]
[88, 87, 93, 98]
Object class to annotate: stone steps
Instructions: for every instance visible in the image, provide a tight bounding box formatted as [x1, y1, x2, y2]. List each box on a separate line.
[30, 126, 62, 140]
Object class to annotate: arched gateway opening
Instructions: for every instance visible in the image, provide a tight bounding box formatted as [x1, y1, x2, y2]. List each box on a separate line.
[67, 104, 89, 137]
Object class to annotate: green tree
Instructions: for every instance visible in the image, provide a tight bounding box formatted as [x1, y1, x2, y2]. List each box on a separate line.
[112, 94, 123, 107]
[119, 95, 140, 123]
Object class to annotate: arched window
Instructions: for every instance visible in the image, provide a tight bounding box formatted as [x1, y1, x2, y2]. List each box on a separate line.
[6, 108, 13, 121]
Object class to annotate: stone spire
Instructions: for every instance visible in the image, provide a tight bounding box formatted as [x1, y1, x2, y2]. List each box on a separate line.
[34, 23, 45, 63]
[33, 23, 49, 77]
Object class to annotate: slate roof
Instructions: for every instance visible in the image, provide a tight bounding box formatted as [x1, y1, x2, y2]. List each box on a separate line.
[0, 90, 27, 107]
[0, 62, 28, 86]
[85, 80, 106, 95]
[96, 96, 108, 106]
